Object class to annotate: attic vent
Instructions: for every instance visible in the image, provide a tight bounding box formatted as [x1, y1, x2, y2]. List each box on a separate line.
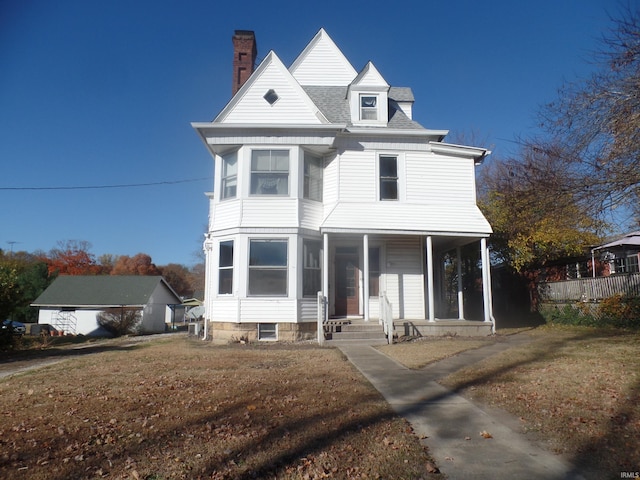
[264, 89, 279, 105]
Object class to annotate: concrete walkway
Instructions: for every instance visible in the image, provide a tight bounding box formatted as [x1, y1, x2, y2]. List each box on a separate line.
[337, 335, 586, 480]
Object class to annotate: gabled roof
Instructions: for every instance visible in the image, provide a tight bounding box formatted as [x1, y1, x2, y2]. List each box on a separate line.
[290, 28, 357, 86]
[214, 51, 329, 125]
[32, 276, 182, 308]
[350, 61, 389, 89]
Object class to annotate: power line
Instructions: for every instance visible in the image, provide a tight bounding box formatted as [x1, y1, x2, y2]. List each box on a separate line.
[0, 177, 211, 191]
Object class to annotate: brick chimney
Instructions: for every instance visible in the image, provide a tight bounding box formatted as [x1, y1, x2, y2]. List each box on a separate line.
[232, 30, 257, 96]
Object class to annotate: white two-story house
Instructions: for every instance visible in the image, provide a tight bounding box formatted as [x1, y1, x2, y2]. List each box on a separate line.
[193, 29, 494, 341]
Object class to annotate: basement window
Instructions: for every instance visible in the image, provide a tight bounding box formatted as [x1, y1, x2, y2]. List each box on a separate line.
[258, 323, 277, 341]
[264, 89, 279, 105]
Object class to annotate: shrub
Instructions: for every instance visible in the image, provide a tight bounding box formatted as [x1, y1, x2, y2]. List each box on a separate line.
[97, 308, 142, 337]
[546, 303, 599, 327]
[599, 294, 640, 328]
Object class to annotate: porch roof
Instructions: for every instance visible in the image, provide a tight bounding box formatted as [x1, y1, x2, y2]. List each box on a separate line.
[320, 202, 492, 236]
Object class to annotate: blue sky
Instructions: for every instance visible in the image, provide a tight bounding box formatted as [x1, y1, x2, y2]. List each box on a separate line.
[0, 0, 614, 266]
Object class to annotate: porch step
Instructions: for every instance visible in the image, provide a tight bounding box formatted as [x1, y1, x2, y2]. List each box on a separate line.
[324, 319, 388, 343]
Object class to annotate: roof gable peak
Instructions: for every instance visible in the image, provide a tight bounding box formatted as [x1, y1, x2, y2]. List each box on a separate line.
[290, 28, 357, 86]
[351, 62, 389, 89]
[214, 50, 329, 125]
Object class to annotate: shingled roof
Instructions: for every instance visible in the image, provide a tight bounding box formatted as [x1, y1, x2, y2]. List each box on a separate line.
[32, 276, 181, 308]
[302, 86, 424, 129]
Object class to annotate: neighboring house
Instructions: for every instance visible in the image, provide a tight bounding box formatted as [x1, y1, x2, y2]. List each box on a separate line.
[32, 276, 183, 336]
[592, 231, 640, 276]
[192, 29, 494, 341]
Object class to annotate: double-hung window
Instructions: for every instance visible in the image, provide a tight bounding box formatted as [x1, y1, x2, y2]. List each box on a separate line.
[218, 240, 234, 294]
[248, 239, 288, 296]
[379, 156, 398, 200]
[250, 150, 289, 196]
[220, 152, 237, 199]
[303, 152, 323, 201]
[360, 95, 378, 120]
[303, 240, 322, 296]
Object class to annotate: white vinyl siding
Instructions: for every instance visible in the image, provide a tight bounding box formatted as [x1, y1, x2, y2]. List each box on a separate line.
[384, 238, 425, 319]
[405, 153, 475, 203]
[338, 151, 376, 201]
[221, 57, 324, 124]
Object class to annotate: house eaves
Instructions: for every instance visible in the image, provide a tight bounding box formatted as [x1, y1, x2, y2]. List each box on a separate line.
[429, 142, 491, 164]
[343, 127, 448, 140]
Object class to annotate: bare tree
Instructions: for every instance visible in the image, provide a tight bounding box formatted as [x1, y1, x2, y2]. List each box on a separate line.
[535, 4, 640, 224]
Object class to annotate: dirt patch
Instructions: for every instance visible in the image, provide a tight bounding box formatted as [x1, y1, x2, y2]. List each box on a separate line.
[0, 337, 444, 479]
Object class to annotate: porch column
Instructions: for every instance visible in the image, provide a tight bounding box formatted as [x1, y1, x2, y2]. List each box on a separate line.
[323, 233, 329, 322]
[456, 246, 465, 320]
[481, 238, 492, 324]
[426, 235, 436, 322]
[363, 234, 370, 321]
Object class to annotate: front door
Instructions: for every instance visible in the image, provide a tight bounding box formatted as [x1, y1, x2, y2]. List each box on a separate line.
[335, 254, 359, 316]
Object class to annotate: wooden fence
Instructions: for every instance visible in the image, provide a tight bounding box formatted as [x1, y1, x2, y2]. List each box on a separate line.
[538, 273, 640, 302]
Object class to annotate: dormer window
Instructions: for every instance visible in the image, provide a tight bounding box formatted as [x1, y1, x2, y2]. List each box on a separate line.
[360, 95, 378, 121]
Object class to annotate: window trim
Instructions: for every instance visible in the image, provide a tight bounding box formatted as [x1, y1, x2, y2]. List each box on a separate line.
[303, 152, 323, 202]
[303, 239, 322, 297]
[258, 323, 277, 341]
[360, 94, 378, 121]
[220, 151, 238, 200]
[250, 149, 290, 196]
[379, 155, 399, 201]
[218, 240, 234, 295]
[248, 239, 288, 297]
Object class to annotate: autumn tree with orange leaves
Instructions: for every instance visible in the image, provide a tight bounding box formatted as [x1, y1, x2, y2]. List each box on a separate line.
[45, 240, 103, 276]
[111, 253, 161, 276]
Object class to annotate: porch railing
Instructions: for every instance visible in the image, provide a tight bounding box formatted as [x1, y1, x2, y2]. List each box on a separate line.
[538, 273, 640, 302]
[379, 292, 394, 344]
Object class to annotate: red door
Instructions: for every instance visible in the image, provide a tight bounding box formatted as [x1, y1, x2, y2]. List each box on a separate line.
[335, 255, 359, 316]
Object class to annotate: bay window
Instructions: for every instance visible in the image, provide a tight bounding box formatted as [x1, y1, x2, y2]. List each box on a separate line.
[303, 240, 322, 296]
[220, 152, 237, 199]
[303, 152, 323, 201]
[248, 239, 288, 296]
[218, 240, 234, 294]
[250, 150, 289, 196]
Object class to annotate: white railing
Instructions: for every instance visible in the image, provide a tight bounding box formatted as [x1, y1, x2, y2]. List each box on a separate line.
[379, 292, 394, 344]
[538, 273, 640, 302]
[317, 292, 327, 346]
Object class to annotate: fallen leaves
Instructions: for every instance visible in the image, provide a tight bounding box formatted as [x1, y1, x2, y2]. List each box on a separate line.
[479, 430, 493, 439]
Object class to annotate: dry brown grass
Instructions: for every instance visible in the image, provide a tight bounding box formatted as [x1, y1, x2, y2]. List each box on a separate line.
[0, 337, 443, 480]
[377, 336, 499, 369]
[381, 325, 640, 479]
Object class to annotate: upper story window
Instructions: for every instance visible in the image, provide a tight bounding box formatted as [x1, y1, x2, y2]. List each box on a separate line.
[379, 155, 398, 200]
[360, 95, 378, 121]
[303, 152, 323, 202]
[250, 150, 289, 196]
[221, 152, 237, 200]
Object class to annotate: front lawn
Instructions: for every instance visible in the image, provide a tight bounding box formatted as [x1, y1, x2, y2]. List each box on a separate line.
[0, 338, 443, 480]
